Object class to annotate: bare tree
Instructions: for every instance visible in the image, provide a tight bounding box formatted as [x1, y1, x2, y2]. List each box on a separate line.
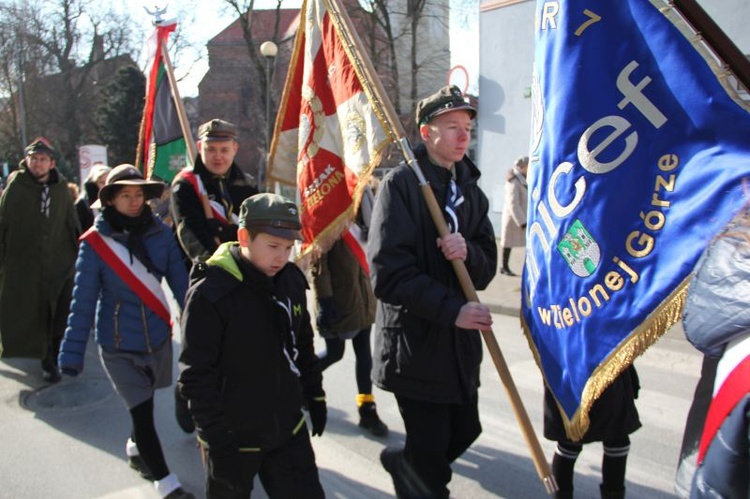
[223, 0, 288, 121]
[0, 0, 141, 179]
[0, 2, 50, 163]
[356, 0, 450, 139]
[355, 0, 402, 114]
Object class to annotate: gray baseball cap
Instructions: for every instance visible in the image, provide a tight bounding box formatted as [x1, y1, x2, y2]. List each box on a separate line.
[239, 193, 303, 241]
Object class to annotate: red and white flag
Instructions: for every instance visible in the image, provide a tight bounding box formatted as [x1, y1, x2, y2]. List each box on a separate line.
[267, 0, 393, 258]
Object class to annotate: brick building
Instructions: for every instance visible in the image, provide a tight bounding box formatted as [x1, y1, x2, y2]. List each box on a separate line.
[198, 0, 450, 181]
[198, 9, 300, 181]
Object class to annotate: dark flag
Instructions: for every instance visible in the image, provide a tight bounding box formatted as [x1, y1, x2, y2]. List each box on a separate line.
[137, 20, 189, 182]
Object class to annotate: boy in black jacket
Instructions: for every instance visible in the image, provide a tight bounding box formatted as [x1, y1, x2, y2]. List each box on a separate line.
[178, 193, 326, 499]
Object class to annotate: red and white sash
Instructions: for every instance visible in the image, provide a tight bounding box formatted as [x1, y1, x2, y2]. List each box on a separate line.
[176, 169, 239, 225]
[697, 334, 750, 464]
[342, 226, 369, 276]
[82, 229, 172, 325]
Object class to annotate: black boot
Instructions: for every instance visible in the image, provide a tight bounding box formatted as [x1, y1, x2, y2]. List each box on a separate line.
[41, 348, 61, 383]
[600, 484, 625, 499]
[127, 454, 155, 481]
[358, 401, 389, 437]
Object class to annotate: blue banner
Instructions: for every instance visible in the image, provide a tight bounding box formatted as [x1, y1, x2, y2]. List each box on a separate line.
[523, 0, 750, 440]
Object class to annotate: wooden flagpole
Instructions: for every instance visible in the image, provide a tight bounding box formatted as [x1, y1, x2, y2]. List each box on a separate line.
[159, 37, 214, 223]
[324, 0, 557, 493]
[159, 39, 197, 167]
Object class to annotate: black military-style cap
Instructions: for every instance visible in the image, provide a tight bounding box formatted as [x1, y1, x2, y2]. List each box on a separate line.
[415, 85, 476, 127]
[239, 193, 303, 241]
[24, 137, 57, 158]
[198, 118, 238, 141]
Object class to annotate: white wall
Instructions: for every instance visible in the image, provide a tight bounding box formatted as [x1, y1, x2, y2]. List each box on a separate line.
[477, 0, 750, 233]
[477, 0, 534, 232]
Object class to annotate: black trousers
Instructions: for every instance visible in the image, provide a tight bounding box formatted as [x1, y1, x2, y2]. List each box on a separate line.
[48, 276, 74, 363]
[204, 429, 324, 499]
[396, 394, 482, 498]
[318, 326, 373, 394]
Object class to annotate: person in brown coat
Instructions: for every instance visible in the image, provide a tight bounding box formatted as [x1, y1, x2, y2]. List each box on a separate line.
[499, 156, 529, 276]
[311, 186, 388, 437]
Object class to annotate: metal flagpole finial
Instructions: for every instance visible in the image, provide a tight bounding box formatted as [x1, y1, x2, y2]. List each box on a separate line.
[144, 4, 169, 25]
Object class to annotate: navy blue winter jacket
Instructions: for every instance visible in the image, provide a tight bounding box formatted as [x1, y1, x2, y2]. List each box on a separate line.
[59, 213, 188, 373]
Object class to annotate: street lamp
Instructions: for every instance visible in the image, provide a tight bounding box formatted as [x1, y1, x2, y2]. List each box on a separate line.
[260, 40, 278, 191]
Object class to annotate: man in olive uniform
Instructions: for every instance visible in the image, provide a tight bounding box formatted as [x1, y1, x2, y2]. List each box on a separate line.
[170, 119, 259, 264]
[0, 138, 80, 382]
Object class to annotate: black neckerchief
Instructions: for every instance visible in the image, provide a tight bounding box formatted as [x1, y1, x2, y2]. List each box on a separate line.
[102, 205, 156, 273]
[230, 245, 299, 368]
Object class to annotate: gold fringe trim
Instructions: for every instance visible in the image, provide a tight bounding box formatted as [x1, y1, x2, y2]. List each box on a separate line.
[521, 275, 690, 441]
[295, 144, 387, 271]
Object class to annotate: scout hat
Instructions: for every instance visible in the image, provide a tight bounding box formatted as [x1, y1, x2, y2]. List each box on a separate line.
[97, 164, 165, 206]
[24, 137, 57, 158]
[198, 119, 237, 142]
[239, 193, 303, 241]
[415, 85, 476, 127]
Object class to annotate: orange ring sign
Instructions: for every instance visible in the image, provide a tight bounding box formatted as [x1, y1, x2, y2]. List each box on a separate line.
[448, 65, 469, 94]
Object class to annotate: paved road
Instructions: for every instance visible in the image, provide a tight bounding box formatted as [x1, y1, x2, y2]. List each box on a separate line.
[0, 249, 702, 498]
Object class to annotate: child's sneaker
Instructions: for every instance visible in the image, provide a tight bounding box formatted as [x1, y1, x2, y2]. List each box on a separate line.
[155, 472, 194, 499]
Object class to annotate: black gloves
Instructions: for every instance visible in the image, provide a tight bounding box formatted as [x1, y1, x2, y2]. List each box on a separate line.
[316, 296, 338, 331]
[307, 397, 327, 437]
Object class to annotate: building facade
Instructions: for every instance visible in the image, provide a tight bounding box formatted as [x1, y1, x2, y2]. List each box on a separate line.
[198, 0, 452, 180]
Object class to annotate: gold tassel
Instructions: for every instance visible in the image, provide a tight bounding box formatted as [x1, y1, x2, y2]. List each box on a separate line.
[522, 276, 690, 441]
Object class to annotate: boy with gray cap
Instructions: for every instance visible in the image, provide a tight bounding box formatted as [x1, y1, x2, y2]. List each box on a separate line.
[369, 85, 497, 497]
[178, 193, 325, 498]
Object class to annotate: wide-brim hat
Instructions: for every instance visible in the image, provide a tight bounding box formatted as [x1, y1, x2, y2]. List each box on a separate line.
[94, 164, 165, 208]
[239, 193, 302, 241]
[415, 85, 476, 127]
